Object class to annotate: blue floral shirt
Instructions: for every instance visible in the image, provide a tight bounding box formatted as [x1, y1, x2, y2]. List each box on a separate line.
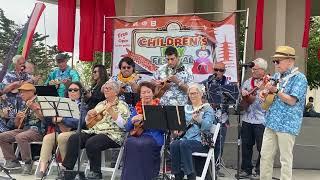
[153, 64, 193, 106]
[181, 104, 216, 142]
[45, 66, 80, 97]
[265, 68, 307, 136]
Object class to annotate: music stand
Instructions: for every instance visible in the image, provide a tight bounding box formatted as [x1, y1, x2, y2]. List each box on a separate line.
[36, 85, 58, 96]
[206, 84, 239, 177]
[37, 96, 81, 180]
[143, 105, 186, 180]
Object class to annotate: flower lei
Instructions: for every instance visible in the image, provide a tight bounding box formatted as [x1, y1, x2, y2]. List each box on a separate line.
[135, 98, 160, 114]
[118, 72, 136, 83]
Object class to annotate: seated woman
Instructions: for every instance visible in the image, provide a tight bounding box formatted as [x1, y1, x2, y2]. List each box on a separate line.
[170, 83, 216, 180]
[121, 81, 164, 180]
[37, 82, 87, 178]
[61, 81, 130, 180]
[84, 64, 108, 110]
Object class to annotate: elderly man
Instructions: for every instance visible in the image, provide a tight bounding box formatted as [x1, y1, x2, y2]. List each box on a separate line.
[237, 58, 268, 179]
[45, 53, 80, 97]
[201, 61, 230, 177]
[0, 55, 30, 132]
[259, 46, 307, 180]
[0, 83, 44, 175]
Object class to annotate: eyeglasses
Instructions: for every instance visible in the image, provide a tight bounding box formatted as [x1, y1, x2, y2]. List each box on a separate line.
[213, 68, 225, 73]
[121, 66, 132, 70]
[68, 89, 79, 92]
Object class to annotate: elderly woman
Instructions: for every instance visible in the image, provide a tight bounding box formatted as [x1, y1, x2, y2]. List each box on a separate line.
[61, 81, 130, 180]
[121, 81, 164, 180]
[170, 83, 216, 180]
[37, 82, 87, 178]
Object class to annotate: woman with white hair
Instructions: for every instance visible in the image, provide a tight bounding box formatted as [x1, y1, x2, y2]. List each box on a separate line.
[60, 81, 130, 180]
[170, 83, 216, 180]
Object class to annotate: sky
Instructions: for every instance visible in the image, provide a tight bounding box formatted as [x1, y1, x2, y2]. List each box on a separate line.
[0, 0, 80, 60]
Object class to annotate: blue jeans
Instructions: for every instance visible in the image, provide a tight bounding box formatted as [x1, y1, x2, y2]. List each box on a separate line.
[170, 140, 208, 176]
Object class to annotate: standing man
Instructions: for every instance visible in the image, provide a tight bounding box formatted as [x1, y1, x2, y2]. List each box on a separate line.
[45, 53, 80, 97]
[201, 62, 230, 177]
[259, 46, 307, 180]
[0, 55, 30, 132]
[153, 46, 193, 106]
[237, 58, 268, 179]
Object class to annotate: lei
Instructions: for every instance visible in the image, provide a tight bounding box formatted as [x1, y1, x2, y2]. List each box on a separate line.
[118, 72, 136, 83]
[135, 98, 160, 114]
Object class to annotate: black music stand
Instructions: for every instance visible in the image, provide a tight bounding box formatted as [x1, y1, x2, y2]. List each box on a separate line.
[36, 85, 59, 96]
[143, 105, 186, 180]
[37, 96, 81, 180]
[0, 165, 16, 180]
[206, 84, 239, 177]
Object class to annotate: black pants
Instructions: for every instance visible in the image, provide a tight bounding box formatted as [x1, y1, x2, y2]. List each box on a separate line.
[62, 132, 120, 173]
[240, 122, 265, 174]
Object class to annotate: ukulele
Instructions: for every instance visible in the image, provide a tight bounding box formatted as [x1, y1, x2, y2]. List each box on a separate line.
[86, 100, 117, 128]
[155, 66, 185, 98]
[260, 78, 279, 110]
[17, 96, 37, 129]
[240, 76, 268, 110]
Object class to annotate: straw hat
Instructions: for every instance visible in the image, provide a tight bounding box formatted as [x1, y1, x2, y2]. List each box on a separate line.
[271, 46, 296, 59]
[18, 83, 36, 92]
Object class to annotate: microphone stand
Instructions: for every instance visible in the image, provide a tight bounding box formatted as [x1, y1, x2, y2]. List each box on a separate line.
[74, 91, 85, 180]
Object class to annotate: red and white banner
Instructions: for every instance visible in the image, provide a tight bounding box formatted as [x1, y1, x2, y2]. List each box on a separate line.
[112, 14, 238, 82]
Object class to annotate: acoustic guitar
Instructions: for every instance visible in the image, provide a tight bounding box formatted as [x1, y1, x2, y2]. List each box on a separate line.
[155, 66, 185, 98]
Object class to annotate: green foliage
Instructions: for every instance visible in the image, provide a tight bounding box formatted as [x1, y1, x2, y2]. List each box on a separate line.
[307, 16, 320, 89]
[0, 8, 57, 84]
[28, 33, 59, 84]
[75, 52, 112, 88]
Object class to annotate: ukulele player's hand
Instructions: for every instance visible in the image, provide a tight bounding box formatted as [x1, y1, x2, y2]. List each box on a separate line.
[168, 75, 180, 84]
[241, 89, 250, 96]
[264, 83, 278, 93]
[132, 114, 143, 123]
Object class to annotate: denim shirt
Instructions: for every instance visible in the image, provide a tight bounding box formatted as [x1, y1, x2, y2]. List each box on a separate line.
[181, 104, 216, 142]
[265, 68, 307, 136]
[125, 108, 164, 146]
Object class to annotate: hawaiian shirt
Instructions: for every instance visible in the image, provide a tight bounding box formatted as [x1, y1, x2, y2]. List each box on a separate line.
[265, 68, 307, 136]
[182, 104, 216, 142]
[241, 77, 266, 124]
[1, 70, 30, 123]
[83, 99, 130, 145]
[111, 74, 141, 102]
[153, 64, 193, 106]
[45, 66, 80, 97]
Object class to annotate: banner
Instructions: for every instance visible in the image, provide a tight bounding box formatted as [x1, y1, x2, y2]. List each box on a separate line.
[112, 14, 238, 82]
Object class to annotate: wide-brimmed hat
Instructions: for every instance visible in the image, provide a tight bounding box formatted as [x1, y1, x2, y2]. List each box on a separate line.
[272, 46, 296, 59]
[18, 83, 36, 92]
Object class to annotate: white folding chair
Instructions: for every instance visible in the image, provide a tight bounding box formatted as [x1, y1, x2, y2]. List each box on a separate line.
[192, 123, 221, 180]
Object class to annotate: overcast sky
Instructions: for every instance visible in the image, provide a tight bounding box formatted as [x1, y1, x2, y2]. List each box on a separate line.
[0, 0, 80, 59]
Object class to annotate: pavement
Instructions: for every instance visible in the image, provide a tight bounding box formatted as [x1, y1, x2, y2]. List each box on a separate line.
[1, 168, 320, 180]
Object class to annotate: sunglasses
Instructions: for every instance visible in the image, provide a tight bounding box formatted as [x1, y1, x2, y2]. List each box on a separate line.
[272, 60, 282, 65]
[213, 68, 225, 73]
[68, 89, 79, 92]
[121, 66, 132, 70]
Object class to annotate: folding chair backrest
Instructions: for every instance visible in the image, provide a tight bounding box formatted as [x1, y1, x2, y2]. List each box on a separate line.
[210, 123, 221, 147]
